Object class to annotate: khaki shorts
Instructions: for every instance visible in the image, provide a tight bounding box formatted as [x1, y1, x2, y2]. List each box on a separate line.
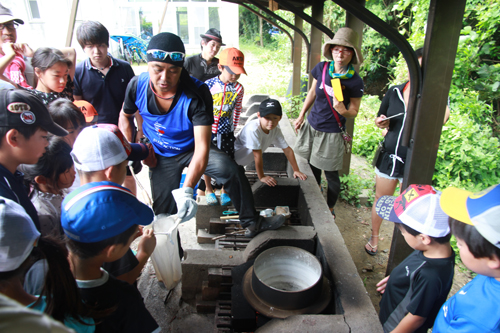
[294, 119, 344, 172]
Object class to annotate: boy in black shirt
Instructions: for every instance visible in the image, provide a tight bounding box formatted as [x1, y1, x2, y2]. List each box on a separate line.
[375, 184, 455, 333]
[0, 89, 67, 231]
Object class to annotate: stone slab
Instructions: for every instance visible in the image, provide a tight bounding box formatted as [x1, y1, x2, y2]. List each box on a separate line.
[256, 314, 349, 333]
[196, 195, 229, 232]
[242, 226, 317, 262]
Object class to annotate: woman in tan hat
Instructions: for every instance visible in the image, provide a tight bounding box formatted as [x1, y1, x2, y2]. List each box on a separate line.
[294, 27, 364, 219]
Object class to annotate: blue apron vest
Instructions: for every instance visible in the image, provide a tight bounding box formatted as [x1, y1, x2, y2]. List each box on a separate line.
[135, 72, 196, 157]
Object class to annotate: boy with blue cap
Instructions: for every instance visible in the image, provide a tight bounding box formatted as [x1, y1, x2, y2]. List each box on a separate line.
[71, 123, 155, 285]
[62, 183, 159, 333]
[433, 184, 500, 332]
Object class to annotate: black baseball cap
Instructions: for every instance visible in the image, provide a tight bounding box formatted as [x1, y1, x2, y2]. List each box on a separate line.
[259, 98, 282, 117]
[0, 89, 68, 137]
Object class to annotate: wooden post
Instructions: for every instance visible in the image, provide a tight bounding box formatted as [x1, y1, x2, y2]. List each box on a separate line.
[308, 0, 324, 88]
[292, 15, 303, 97]
[158, 0, 170, 33]
[386, 0, 466, 274]
[340, 0, 365, 177]
[65, 0, 79, 47]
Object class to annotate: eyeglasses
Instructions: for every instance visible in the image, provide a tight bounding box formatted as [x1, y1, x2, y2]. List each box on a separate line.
[0, 22, 19, 31]
[331, 48, 353, 56]
[147, 49, 185, 62]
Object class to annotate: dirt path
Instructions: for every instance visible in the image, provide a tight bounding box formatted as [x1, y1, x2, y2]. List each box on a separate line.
[333, 155, 474, 313]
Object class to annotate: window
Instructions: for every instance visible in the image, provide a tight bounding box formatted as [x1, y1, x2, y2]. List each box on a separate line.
[176, 7, 189, 43]
[208, 7, 220, 31]
[28, 0, 41, 19]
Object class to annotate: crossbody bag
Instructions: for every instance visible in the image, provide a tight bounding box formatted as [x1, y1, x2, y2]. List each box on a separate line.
[322, 62, 353, 153]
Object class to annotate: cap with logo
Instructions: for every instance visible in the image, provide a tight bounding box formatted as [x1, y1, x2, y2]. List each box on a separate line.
[440, 184, 500, 249]
[259, 98, 282, 117]
[375, 184, 450, 237]
[219, 48, 247, 75]
[0, 3, 24, 25]
[71, 124, 149, 171]
[0, 89, 68, 136]
[200, 28, 225, 46]
[73, 100, 98, 123]
[0, 198, 40, 272]
[61, 182, 154, 243]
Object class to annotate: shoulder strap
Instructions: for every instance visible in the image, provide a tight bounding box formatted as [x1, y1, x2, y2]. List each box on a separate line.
[322, 62, 343, 129]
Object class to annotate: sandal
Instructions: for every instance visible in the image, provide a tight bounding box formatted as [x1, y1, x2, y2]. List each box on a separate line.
[220, 193, 232, 206]
[206, 193, 219, 206]
[330, 208, 335, 219]
[365, 235, 379, 256]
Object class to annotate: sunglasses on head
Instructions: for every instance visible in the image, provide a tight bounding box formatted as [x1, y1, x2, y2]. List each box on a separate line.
[147, 49, 185, 62]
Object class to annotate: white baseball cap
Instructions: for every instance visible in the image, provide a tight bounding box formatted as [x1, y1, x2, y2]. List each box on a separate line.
[0, 198, 40, 272]
[71, 124, 149, 171]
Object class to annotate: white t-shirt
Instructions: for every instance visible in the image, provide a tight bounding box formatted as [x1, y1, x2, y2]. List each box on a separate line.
[234, 118, 288, 166]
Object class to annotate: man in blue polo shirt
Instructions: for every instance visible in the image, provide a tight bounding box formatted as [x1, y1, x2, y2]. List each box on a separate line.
[73, 21, 135, 125]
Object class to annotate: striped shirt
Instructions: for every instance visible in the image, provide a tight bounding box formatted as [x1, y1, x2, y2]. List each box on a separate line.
[205, 76, 244, 134]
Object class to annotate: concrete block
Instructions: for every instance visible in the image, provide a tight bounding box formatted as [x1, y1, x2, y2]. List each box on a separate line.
[256, 314, 349, 333]
[245, 102, 260, 117]
[246, 147, 288, 172]
[242, 226, 317, 262]
[196, 195, 228, 232]
[251, 178, 300, 208]
[244, 94, 270, 109]
[181, 249, 244, 302]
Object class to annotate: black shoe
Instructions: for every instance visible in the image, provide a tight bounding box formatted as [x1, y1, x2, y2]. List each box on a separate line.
[244, 215, 286, 238]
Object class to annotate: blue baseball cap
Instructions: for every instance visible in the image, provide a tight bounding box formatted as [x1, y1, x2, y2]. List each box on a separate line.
[61, 181, 154, 243]
[440, 184, 500, 248]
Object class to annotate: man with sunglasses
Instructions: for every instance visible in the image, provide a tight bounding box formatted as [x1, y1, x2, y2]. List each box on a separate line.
[119, 32, 285, 241]
[0, 3, 33, 88]
[184, 28, 224, 82]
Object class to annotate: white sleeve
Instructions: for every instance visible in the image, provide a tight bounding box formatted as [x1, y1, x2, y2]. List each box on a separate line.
[272, 127, 289, 149]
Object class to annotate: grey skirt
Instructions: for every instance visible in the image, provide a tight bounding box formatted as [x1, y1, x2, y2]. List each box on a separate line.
[294, 119, 344, 171]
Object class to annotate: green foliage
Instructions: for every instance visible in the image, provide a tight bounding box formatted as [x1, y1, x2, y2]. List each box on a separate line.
[434, 111, 500, 192]
[238, 37, 293, 97]
[352, 95, 383, 159]
[339, 173, 375, 207]
[239, 6, 279, 48]
[283, 77, 308, 119]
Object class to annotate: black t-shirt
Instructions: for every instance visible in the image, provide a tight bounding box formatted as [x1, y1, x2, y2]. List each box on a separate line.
[307, 61, 364, 133]
[77, 270, 159, 333]
[379, 249, 455, 333]
[0, 164, 40, 231]
[122, 69, 213, 127]
[378, 82, 408, 157]
[184, 53, 220, 82]
[375, 82, 409, 178]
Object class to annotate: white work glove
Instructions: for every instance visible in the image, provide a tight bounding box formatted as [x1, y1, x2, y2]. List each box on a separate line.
[171, 187, 197, 222]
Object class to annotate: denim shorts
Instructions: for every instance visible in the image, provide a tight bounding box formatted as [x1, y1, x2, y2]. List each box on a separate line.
[375, 167, 403, 184]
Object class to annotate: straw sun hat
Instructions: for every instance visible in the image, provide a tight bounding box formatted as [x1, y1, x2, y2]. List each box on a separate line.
[322, 27, 363, 65]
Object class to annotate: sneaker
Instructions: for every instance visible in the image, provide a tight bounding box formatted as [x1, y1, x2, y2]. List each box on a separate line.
[206, 193, 219, 206]
[244, 215, 286, 238]
[220, 193, 232, 206]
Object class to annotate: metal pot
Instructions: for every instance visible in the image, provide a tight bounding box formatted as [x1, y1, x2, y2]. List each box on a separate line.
[251, 246, 323, 310]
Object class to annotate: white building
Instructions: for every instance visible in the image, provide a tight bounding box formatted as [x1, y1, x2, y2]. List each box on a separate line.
[7, 0, 239, 60]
